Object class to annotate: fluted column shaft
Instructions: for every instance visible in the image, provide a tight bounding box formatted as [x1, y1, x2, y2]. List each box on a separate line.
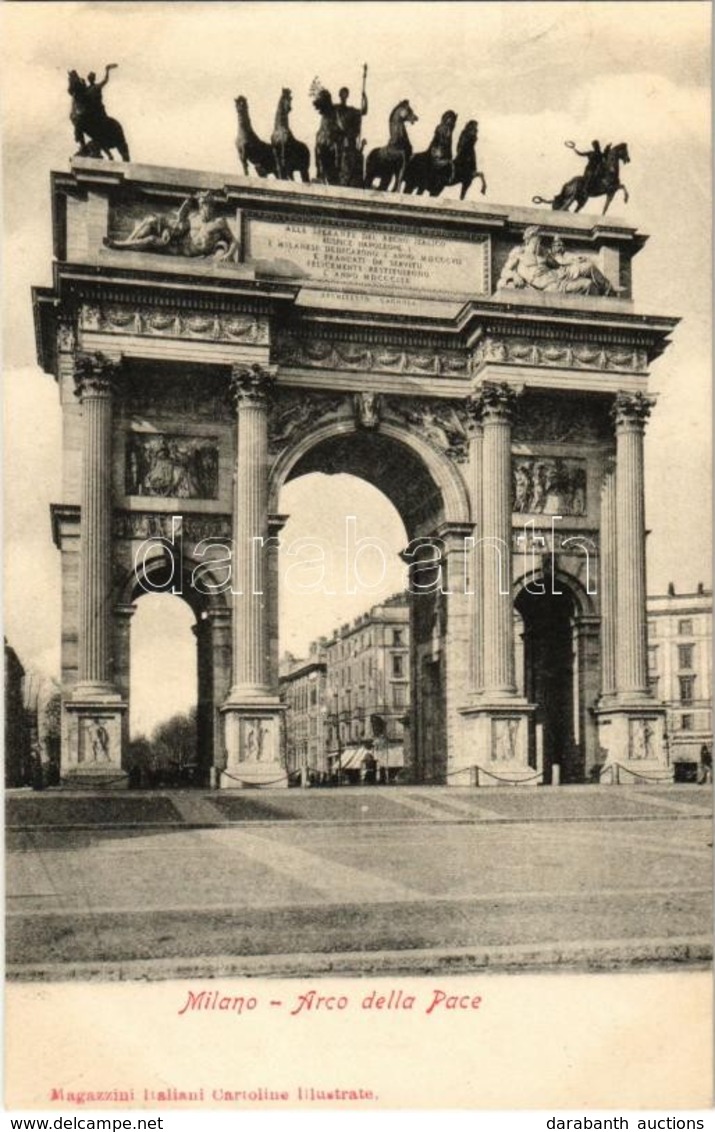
[599, 456, 617, 698]
[466, 399, 484, 692]
[613, 393, 652, 698]
[74, 353, 118, 694]
[229, 364, 272, 698]
[478, 384, 517, 696]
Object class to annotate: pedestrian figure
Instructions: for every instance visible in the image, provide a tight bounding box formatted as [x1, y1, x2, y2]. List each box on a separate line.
[698, 744, 712, 784]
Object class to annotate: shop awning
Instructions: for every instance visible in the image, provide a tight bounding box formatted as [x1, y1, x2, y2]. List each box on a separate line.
[328, 746, 368, 770]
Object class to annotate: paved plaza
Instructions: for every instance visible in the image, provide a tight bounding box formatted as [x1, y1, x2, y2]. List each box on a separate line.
[6, 785, 712, 980]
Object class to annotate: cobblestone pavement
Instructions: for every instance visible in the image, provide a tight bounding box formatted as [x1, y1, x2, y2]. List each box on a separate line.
[6, 786, 712, 978]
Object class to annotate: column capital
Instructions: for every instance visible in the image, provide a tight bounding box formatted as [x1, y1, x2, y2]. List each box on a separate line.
[228, 362, 276, 410]
[471, 381, 519, 424]
[73, 352, 122, 399]
[611, 391, 654, 431]
[464, 393, 485, 434]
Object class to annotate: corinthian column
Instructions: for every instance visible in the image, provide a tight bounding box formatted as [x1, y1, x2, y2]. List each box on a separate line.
[477, 382, 518, 697]
[465, 395, 484, 693]
[599, 455, 617, 699]
[613, 392, 653, 700]
[227, 362, 274, 701]
[221, 363, 286, 787]
[73, 352, 120, 697]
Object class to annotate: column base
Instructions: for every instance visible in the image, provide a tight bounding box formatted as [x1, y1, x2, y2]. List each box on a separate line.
[224, 684, 278, 705]
[63, 698, 128, 789]
[458, 699, 540, 786]
[220, 701, 287, 788]
[594, 702, 672, 784]
[71, 681, 122, 701]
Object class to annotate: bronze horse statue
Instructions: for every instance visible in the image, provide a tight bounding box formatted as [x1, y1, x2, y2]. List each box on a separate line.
[364, 99, 419, 191]
[533, 142, 630, 214]
[451, 120, 486, 200]
[271, 88, 310, 182]
[234, 95, 276, 177]
[68, 69, 129, 161]
[401, 110, 458, 196]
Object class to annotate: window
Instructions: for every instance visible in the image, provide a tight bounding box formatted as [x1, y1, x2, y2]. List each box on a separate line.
[648, 676, 659, 697]
[392, 654, 404, 678]
[681, 714, 693, 731]
[678, 645, 694, 670]
[392, 629, 403, 647]
[647, 620, 657, 638]
[647, 646, 658, 672]
[392, 683, 407, 709]
[310, 686, 317, 706]
[679, 675, 695, 704]
[678, 619, 693, 636]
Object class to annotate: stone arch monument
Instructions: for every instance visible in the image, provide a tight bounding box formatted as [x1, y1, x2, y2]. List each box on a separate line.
[33, 161, 677, 786]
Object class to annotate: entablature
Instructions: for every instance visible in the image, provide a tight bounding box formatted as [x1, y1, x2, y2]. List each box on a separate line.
[35, 159, 678, 391]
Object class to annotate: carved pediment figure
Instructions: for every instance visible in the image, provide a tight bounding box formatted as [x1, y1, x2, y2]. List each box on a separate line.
[105, 192, 240, 262]
[498, 227, 616, 297]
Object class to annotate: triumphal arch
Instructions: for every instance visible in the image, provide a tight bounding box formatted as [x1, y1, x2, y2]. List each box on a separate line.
[33, 159, 677, 787]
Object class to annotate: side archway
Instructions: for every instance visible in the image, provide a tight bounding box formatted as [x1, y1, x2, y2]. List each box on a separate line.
[114, 551, 232, 785]
[514, 568, 600, 784]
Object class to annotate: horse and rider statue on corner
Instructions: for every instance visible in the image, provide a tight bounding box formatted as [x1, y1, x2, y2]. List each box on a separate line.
[66, 62, 630, 215]
[68, 63, 130, 160]
[533, 139, 630, 214]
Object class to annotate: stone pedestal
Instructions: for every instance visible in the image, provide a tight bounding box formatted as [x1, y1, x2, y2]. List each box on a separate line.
[66, 352, 127, 786]
[595, 706, 671, 784]
[220, 710, 286, 788]
[63, 700, 128, 788]
[221, 363, 285, 787]
[464, 705, 538, 786]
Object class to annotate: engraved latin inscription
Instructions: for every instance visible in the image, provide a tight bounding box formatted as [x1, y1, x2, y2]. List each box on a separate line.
[247, 219, 488, 295]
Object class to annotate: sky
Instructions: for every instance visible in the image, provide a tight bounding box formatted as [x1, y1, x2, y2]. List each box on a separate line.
[2, 1, 711, 734]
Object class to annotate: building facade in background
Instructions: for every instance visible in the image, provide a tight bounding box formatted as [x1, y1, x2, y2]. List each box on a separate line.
[280, 594, 410, 783]
[647, 585, 712, 769]
[279, 645, 328, 782]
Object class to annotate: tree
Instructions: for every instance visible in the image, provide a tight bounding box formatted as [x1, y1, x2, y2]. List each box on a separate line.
[150, 706, 198, 784]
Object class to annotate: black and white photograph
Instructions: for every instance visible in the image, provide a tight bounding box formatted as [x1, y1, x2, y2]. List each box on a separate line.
[3, 0, 711, 1114]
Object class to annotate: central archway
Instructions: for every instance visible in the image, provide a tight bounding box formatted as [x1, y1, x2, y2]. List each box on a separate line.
[271, 418, 472, 785]
[270, 418, 471, 535]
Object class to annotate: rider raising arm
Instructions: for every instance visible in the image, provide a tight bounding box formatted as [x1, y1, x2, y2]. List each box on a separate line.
[89, 63, 118, 90]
